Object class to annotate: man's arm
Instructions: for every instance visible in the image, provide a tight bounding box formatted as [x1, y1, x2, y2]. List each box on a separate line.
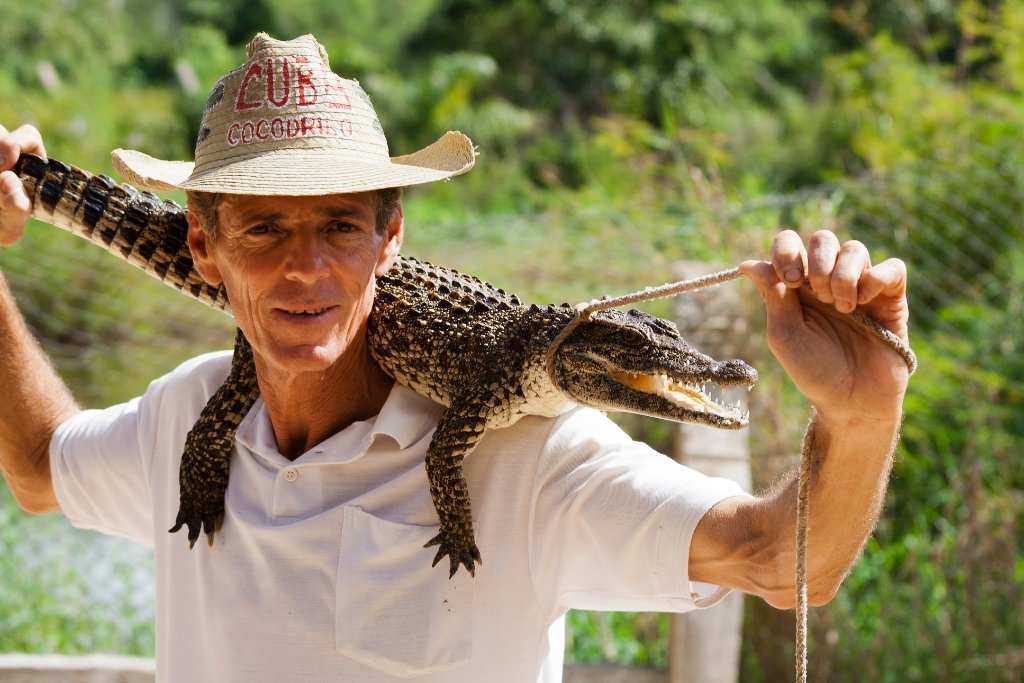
[0, 124, 79, 513]
[689, 229, 910, 608]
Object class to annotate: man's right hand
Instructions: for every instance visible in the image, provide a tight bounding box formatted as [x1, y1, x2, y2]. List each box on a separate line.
[0, 123, 73, 515]
[0, 124, 46, 247]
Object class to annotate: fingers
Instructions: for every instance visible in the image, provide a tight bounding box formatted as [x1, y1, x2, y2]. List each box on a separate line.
[737, 258, 804, 324]
[0, 166, 32, 246]
[805, 231, 840, 302]
[0, 169, 33, 247]
[0, 124, 47, 171]
[0, 124, 44, 247]
[856, 257, 907, 305]
[0, 172, 31, 214]
[769, 229, 808, 288]
[747, 228, 911, 342]
[818, 237, 870, 314]
[762, 229, 879, 313]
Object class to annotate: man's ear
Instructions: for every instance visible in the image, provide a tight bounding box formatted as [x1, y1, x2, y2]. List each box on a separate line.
[375, 203, 404, 276]
[187, 209, 224, 286]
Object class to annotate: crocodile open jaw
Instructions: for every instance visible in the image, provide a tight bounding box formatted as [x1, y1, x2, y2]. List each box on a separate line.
[612, 370, 749, 422]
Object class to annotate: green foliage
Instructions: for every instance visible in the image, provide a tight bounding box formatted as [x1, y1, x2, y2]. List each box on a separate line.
[2, 222, 235, 406]
[565, 610, 669, 669]
[0, 489, 155, 655]
[404, 0, 836, 194]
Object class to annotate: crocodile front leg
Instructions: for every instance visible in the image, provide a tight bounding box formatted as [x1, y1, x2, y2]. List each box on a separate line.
[169, 329, 261, 547]
[423, 402, 488, 578]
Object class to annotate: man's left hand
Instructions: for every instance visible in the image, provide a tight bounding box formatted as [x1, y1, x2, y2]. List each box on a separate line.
[739, 229, 910, 424]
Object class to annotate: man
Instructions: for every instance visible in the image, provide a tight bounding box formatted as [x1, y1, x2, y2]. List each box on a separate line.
[0, 34, 909, 682]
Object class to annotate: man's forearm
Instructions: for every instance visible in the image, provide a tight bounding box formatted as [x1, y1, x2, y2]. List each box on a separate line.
[689, 405, 901, 609]
[0, 272, 78, 513]
[789, 407, 901, 604]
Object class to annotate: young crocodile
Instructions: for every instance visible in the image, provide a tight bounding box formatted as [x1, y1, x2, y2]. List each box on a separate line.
[16, 153, 758, 577]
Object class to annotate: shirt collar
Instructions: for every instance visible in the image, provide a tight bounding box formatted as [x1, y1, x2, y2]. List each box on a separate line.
[234, 382, 445, 464]
[371, 383, 447, 449]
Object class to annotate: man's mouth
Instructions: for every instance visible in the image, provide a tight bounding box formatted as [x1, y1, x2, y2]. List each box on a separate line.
[287, 307, 331, 315]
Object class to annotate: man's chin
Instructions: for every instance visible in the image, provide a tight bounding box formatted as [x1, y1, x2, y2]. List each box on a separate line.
[261, 342, 346, 376]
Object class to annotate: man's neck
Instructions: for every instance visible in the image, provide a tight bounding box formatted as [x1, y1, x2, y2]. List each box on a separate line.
[255, 344, 394, 461]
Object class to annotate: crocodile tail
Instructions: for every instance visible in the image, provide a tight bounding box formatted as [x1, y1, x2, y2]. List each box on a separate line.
[15, 154, 259, 549]
[15, 153, 231, 313]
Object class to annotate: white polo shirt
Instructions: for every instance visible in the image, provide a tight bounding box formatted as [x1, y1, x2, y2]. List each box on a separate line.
[51, 351, 747, 682]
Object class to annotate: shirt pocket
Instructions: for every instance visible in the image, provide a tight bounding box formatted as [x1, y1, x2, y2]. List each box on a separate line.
[336, 506, 474, 678]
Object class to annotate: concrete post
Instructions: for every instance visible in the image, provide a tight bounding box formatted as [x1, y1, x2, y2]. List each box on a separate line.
[667, 261, 752, 683]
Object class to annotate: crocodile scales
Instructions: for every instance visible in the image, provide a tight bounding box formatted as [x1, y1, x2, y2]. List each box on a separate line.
[16, 153, 758, 577]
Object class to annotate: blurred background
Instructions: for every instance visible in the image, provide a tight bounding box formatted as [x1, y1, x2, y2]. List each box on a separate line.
[0, 0, 1021, 681]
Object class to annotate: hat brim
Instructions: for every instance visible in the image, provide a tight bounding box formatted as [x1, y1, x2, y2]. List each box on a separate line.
[111, 131, 476, 195]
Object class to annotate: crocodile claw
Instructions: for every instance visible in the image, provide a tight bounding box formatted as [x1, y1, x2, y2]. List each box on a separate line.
[168, 434, 230, 550]
[169, 507, 223, 548]
[425, 530, 482, 578]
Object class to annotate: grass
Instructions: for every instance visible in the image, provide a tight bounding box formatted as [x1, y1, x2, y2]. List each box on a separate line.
[0, 489, 155, 656]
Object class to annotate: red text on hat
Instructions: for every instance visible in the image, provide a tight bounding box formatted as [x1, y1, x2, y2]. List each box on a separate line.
[226, 114, 354, 147]
[235, 56, 353, 112]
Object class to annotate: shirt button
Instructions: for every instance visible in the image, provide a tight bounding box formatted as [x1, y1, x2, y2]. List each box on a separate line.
[283, 467, 299, 483]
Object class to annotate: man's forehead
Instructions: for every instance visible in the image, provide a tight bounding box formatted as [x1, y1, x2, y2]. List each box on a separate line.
[218, 191, 381, 221]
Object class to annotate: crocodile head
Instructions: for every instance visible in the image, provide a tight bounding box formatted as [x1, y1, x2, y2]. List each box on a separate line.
[550, 307, 758, 428]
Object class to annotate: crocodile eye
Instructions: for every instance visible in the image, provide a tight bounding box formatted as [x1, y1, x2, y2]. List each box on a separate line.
[610, 324, 649, 346]
[650, 317, 679, 338]
[631, 328, 652, 344]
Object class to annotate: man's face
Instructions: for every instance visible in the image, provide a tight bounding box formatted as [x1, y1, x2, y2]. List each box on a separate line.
[188, 191, 402, 378]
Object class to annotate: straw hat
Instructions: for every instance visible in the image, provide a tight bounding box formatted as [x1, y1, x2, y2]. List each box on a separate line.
[111, 33, 476, 195]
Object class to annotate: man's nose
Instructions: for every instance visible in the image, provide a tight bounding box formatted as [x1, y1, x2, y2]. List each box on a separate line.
[283, 232, 330, 283]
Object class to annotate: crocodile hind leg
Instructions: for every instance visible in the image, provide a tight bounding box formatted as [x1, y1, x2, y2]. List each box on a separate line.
[423, 403, 488, 578]
[169, 329, 261, 547]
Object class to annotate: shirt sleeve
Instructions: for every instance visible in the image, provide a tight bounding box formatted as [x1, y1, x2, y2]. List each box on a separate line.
[50, 397, 155, 547]
[528, 408, 751, 614]
[48, 351, 231, 548]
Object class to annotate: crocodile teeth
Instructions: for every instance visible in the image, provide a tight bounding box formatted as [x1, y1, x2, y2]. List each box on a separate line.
[612, 371, 745, 419]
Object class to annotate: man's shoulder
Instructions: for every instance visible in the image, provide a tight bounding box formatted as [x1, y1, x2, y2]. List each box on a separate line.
[143, 349, 235, 407]
[169, 348, 234, 376]
[481, 406, 637, 461]
[544, 406, 635, 446]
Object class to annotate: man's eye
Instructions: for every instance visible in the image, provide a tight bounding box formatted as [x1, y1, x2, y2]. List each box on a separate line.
[245, 224, 272, 235]
[329, 221, 358, 233]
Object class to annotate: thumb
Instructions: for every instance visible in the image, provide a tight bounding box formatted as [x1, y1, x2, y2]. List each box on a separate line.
[739, 259, 804, 322]
[0, 171, 32, 247]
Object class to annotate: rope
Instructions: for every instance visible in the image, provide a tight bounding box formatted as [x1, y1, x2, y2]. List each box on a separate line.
[795, 413, 817, 683]
[580, 266, 744, 314]
[544, 264, 917, 683]
[543, 267, 744, 384]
